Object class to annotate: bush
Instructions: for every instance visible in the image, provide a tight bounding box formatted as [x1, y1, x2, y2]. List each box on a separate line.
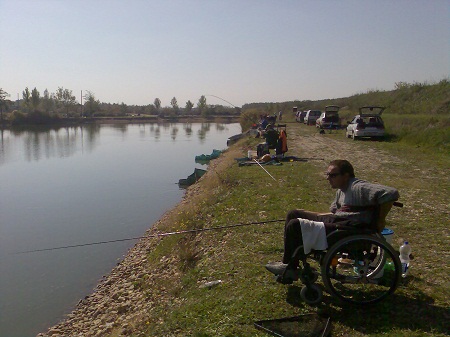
[10, 110, 60, 125]
[239, 108, 262, 131]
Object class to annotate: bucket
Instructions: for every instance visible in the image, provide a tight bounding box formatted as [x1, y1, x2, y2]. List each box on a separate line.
[370, 228, 394, 279]
[381, 228, 394, 244]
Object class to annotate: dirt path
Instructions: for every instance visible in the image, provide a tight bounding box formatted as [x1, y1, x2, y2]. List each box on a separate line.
[289, 128, 403, 173]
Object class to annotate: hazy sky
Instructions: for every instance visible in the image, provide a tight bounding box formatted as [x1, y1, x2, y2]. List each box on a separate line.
[1, 0, 449, 107]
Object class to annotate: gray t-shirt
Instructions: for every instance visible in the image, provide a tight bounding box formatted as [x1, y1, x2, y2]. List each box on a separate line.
[330, 177, 399, 225]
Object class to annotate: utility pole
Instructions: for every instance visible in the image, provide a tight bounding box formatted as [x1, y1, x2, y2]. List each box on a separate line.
[80, 90, 83, 117]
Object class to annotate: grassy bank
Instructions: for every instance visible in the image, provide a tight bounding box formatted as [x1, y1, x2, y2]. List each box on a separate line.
[119, 122, 448, 336]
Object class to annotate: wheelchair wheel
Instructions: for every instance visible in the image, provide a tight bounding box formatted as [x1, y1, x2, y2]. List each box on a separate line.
[299, 267, 319, 284]
[300, 284, 323, 305]
[321, 234, 401, 305]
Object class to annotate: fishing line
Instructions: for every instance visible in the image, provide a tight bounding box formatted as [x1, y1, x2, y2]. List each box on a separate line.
[15, 219, 284, 254]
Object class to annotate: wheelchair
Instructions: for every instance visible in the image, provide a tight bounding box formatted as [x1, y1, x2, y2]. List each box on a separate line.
[278, 202, 403, 306]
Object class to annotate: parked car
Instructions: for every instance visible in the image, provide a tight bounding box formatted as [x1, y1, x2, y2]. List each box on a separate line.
[346, 106, 386, 140]
[304, 110, 321, 125]
[296, 110, 307, 123]
[316, 105, 340, 129]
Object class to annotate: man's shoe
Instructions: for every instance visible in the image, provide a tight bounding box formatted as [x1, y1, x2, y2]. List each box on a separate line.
[283, 268, 299, 281]
[275, 268, 299, 284]
[265, 262, 288, 276]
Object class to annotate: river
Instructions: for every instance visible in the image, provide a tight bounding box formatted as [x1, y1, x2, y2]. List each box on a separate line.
[0, 122, 241, 337]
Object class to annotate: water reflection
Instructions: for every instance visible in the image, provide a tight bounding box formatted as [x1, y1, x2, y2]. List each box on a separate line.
[110, 124, 128, 133]
[171, 126, 179, 140]
[184, 123, 193, 137]
[197, 123, 212, 142]
[0, 122, 242, 337]
[216, 123, 225, 131]
[0, 123, 235, 165]
[0, 129, 11, 165]
[0, 126, 101, 164]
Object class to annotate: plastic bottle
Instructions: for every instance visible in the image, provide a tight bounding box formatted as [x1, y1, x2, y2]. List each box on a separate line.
[200, 280, 222, 289]
[399, 241, 411, 277]
[378, 261, 395, 285]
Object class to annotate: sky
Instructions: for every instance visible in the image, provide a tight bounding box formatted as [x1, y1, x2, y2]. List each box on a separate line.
[1, 0, 449, 108]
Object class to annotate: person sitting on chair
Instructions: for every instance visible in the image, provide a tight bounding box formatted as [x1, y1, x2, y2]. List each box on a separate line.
[265, 159, 399, 282]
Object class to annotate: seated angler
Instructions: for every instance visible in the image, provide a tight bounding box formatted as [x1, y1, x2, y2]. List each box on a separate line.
[265, 159, 399, 283]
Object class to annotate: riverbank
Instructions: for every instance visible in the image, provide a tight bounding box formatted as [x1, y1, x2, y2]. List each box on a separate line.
[1, 115, 240, 129]
[37, 146, 240, 337]
[39, 121, 449, 336]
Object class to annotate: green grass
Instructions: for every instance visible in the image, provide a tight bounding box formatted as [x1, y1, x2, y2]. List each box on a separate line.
[129, 121, 449, 336]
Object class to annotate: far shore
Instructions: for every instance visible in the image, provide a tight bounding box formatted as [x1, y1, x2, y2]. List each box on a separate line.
[0, 115, 241, 129]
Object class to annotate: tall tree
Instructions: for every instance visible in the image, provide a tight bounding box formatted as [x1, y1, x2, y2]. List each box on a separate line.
[120, 102, 128, 116]
[22, 87, 31, 112]
[41, 89, 54, 113]
[185, 100, 194, 115]
[170, 97, 179, 114]
[154, 98, 161, 111]
[197, 95, 207, 116]
[83, 91, 100, 117]
[31, 87, 41, 112]
[0, 88, 10, 121]
[55, 87, 77, 114]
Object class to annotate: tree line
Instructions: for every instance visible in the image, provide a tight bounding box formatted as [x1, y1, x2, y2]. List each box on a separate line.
[0, 87, 239, 124]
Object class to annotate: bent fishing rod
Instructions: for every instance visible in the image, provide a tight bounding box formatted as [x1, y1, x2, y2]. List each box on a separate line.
[205, 95, 239, 108]
[15, 219, 284, 254]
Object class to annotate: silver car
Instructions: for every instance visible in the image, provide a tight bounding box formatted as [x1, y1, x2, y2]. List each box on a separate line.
[316, 105, 340, 129]
[346, 106, 386, 140]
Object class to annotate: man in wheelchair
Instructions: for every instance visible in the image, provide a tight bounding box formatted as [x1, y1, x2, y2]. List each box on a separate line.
[266, 159, 399, 284]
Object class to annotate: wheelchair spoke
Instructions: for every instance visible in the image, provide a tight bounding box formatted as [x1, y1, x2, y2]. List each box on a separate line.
[321, 234, 401, 305]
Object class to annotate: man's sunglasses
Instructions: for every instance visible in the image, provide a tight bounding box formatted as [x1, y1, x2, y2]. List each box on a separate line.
[326, 172, 340, 178]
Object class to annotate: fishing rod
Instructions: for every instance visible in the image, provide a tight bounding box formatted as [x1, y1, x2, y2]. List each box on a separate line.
[205, 94, 266, 126]
[253, 159, 277, 181]
[15, 219, 284, 254]
[205, 95, 239, 108]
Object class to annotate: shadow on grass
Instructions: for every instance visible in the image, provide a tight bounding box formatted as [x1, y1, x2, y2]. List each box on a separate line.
[285, 285, 449, 335]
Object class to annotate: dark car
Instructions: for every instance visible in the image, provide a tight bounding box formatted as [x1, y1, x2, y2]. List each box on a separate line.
[316, 105, 340, 129]
[304, 110, 321, 125]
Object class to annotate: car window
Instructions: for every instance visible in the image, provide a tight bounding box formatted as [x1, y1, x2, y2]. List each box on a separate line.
[361, 116, 383, 125]
[325, 112, 338, 117]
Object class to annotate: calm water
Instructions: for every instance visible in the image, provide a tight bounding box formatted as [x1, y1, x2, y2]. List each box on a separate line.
[0, 122, 241, 337]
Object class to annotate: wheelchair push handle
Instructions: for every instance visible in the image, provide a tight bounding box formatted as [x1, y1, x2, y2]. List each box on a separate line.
[393, 201, 403, 208]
